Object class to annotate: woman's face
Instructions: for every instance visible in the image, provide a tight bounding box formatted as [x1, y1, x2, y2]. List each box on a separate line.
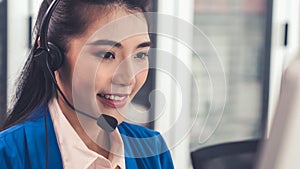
[57, 6, 150, 124]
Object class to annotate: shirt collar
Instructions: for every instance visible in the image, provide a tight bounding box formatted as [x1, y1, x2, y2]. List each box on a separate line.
[48, 98, 125, 169]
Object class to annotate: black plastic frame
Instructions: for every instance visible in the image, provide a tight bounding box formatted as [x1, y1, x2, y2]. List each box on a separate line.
[260, 0, 273, 138]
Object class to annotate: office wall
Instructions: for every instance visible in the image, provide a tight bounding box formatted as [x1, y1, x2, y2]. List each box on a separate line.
[0, 0, 7, 127]
[155, 0, 194, 168]
[7, 0, 30, 108]
[6, 0, 47, 109]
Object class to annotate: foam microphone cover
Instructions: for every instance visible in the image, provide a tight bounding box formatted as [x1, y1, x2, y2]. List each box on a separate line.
[97, 114, 118, 132]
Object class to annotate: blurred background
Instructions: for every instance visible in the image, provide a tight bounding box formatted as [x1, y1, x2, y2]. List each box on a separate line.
[0, 0, 299, 168]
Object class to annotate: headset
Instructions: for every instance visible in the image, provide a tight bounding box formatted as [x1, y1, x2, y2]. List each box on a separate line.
[33, 0, 63, 72]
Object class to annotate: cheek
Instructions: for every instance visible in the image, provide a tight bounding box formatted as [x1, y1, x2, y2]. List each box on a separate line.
[59, 59, 72, 85]
[94, 62, 115, 90]
[135, 68, 149, 89]
[72, 55, 101, 92]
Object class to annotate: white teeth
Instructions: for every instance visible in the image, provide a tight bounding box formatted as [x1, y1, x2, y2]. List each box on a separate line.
[109, 95, 115, 100]
[101, 94, 126, 101]
[114, 95, 123, 101]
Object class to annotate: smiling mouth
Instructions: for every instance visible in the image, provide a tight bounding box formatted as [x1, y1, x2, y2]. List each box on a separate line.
[97, 93, 129, 108]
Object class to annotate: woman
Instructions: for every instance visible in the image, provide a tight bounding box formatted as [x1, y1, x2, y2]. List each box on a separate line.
[0, 0, 174, 168]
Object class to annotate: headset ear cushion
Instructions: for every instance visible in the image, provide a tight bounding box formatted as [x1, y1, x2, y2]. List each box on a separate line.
[47, 42, 64, 71]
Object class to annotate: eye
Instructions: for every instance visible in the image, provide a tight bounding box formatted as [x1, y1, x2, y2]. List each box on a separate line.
[134, 52, 149, 60]
[94, 51, 115, 60]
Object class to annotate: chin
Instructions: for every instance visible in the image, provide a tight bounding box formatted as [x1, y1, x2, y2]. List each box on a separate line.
[96, 101, 128, 124]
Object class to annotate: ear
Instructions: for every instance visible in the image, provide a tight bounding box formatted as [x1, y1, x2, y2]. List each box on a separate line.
[37, 37, 41, 46]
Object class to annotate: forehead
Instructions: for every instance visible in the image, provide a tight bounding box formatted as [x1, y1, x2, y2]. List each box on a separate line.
[85, 7, 149, 43]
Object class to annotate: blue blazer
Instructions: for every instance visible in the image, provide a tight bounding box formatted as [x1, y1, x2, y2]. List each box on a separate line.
[0, 105, 174, 169]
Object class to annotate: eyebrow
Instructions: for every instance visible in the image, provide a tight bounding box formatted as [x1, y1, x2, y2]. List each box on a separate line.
[136, 41, 151, 48]
[88, 39, 151, 49]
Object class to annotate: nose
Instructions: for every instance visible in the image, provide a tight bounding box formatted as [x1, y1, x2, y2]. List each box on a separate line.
[112, 58, 136, 86]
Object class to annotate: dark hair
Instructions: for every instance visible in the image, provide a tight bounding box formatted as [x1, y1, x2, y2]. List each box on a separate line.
[1, 0, 150, 130]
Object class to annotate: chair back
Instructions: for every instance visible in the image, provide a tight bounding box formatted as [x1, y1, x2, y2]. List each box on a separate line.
[191, 140, 260, 169]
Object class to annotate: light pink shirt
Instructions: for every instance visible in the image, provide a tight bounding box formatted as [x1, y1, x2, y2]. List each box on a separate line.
[48, 98, 125, 169]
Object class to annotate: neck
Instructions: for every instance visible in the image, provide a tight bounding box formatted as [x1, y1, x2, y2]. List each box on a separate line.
[57, 92, 110, 158]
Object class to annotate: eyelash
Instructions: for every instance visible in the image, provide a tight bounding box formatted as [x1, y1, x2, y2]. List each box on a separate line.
[134, 52, 149, 60]
[94, 51, 149, 60]
[94, 51, 115, 60]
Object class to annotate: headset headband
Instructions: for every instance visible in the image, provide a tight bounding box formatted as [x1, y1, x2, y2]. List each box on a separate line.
[47, 0, 52, 5]
[39, 0, 61, 49]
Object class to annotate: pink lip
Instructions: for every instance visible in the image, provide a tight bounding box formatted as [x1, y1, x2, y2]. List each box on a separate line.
[97, 94, 128, 108]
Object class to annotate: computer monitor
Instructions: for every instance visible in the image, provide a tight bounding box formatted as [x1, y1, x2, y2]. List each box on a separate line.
[256, 58, 300, 169]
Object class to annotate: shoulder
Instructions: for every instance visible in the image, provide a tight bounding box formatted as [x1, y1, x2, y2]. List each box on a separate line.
[0, 108, 46, 141]
[0, 123, 27, 156]
[0, 123, 26, 139]
[0, 107, 46, 155]
[0, 116, 45, 151]
[0, 122, 37, 168]
[0, 106, 60, 168]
